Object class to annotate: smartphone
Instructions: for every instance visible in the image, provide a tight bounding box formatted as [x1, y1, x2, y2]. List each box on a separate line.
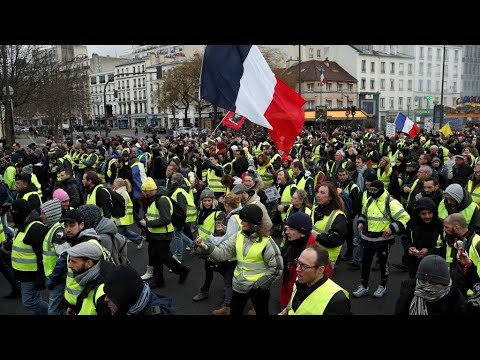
[457, 240, 464, 250]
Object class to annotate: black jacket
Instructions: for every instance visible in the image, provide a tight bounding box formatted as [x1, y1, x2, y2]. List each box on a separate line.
[59, 177, 82, 208]
[16, 183, 41, 212]
[145, 187, 173, 242]
[86, 185, 113, 219]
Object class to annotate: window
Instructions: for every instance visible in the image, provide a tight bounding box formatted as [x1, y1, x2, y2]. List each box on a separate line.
[390, 62, 395, 74]
[317, 49, 321, 58]
[445, 65, 449, 76]
[126, 80, 129, 89]
[325, 100, 332, 108]
[133, 79, 136, 87]
[348, 83, 353, 92]
[454, 65, 458, 77]
[361, 78, 366, 89]
[390, 79, 395, 90]
[370, 79, 375, 90]
[399, 63, 404, 75]
[326, 83, 332, 91]
[380, 98, 385, 109]
[437, 48, 441, 61]
[399, 79, 403, 91]
[436, 81, 440, 92]
[408, 64, 412, 75]
[427, 80, 431, 91]
[337, 100, 343, 108]
[445, 49, 449, 61]
[453, 81, 457, 92]
[455, 50, 459, 62]
[150, 84, 153, 92]
[420, 47, 424, 59]
[428, 47, 432, 61]
[337, 83, 343, 91]
[99, 75, 105, 84]
[307, 83, 314, 92]
[306, 100, 315, 109]
[143, 90, 146, 99]
[134, 91, 137, 100]
[407, 97, 412, 107]
[361, 60, 366, 72]
[408, 80, 413, 91]
[399, 97, 403, 109]
[309, 48, 313, 59]
[381, 62, 385, 74]
[380, 79, 385, 90]
[419, 79, 423, 91]
[427, 63, 432, 76]
[370, 62, 375, 73]
[90, 77, 97, 85]
[389, 97, 394, 109]
[142, 65, 145, 72]
[419, 62, 424, 75]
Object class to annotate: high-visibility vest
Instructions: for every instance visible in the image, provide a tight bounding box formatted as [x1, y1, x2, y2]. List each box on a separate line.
[254, 143, 263, 158]
[146, 196, 174, 234]
[65, 239, 106, 306]
[407, 179, 420, 205]
[11, 221, 44, 271]
[78, 283, 105, 315]
[467, 179, 480, 208]
[207, 168, 225, 194]
[438, 200, 476, 224]
[257, 164, 274, 188]
[31, 173, 42, 192]
[107, 158, 117, 179]
[296, 174, 313, 192]
[198, 211, 221, 240]
[77, 153, 89, 170]
[278, 183, 297, 221]
[117, 192, 134, 226]
[84, 153, 98, 170]
[22, 190, 42, 206]
[86, 185, 111, 216]
[172, 187, 197, 223]
[222, 161, 233, 176]
[42, 222, 64, 278]
[377, 167, 392, 189]
[0, 222, 5, 244]
[288, 278, 349, 315]
[388, 150, 399, 164]
[285, 206, 312, 222]
[311, 209, 344, 263]
[234, 230, 268, 283]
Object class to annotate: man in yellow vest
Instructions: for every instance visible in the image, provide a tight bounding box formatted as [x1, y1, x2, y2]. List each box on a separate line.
[139, 177, 190, 288]
[66, 241, 115, 315]
[15, 173, 41, 212]
[279, 244, 350, 315]
[10, 199, 48, 314]
[83, 171, 113, 218]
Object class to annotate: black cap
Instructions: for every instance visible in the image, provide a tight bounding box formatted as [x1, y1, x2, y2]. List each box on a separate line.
[406, 161, 418, 169]
[103, 265, 144, 314]
[12, 199, 31, 213]
[61, 209, 84, 223]
[15, 173, 31, 182]
[86, 144, 95, 150]
[239, 204, 263, 226]
[285, 212, 313, 234]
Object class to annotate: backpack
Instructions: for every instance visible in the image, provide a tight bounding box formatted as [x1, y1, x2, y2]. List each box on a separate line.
[106, 188, 126, 218]
[155, 195, 186, 229]
[339, 190, 352, 218]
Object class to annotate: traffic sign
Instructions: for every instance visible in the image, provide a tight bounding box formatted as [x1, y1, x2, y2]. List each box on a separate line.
[425, 95, 433, 101]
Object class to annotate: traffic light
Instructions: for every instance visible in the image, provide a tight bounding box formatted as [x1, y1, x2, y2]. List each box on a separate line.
[433, 104, 444, 125]
[351, 105, 356, 115]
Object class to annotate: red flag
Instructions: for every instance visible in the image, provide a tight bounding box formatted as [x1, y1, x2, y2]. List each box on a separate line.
[221, 111, 246, 131]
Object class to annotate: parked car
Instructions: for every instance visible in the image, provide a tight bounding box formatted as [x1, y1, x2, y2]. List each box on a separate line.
[173, 126, 191, 138]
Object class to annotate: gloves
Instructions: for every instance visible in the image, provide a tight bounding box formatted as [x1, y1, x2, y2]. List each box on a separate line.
[468, 282, 480, 310]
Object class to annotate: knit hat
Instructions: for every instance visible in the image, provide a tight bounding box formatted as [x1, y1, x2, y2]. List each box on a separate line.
[239, 204, 263, 227]
[15, 173, 31, 182]
[40, 199, 62, 226]
[416, 255, 450, 286]
[200, 188, 215, 201]
[406, 161, 418, 170]
[61, 209, 84, 224]
[445, 183, 464, 204]
[12, 198, 31, 213]
[431, 157, 441, 164]
[141, 177, 157, 191]
[77, 205, 101, 229]
[285, 212, 313, 234]
[370, 180, 385, 191]
[22, 164, 33, 175]
[67, 241, 103, 261]
[34, 148, 43, 157]
[231, 183, 249, 194]
[103, 265, 144, 314]
[53, 188, 70, 202]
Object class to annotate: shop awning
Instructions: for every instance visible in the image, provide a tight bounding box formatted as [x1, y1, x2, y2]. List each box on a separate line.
[327, 109, 368, 120]
[304, 111, 316, 121]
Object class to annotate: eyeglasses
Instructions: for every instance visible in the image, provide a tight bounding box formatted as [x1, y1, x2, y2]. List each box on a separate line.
[293, 258, 320, 271]
[368, 187, 380, 193]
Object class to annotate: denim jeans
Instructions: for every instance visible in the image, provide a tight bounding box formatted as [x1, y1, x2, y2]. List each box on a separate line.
[173, 224, 195, 261]
[117, 226, 143, 245]
[20, 281, 48, 315]
[1, 214, 14, 238]
[48, 281, 67, 315]
[352, 243, 363, 266]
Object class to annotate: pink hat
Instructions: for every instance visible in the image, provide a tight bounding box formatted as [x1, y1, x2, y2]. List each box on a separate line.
[53, 188, 70, 202]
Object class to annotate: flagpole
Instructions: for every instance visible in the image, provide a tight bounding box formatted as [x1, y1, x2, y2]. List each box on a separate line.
[211, 121, 223, 135]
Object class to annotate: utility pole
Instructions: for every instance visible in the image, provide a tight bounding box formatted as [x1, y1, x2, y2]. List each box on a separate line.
[1, 45, 14, 147]
[298, 45, 302, 96]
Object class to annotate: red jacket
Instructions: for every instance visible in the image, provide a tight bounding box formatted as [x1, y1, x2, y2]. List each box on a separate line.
[280, 233, 333, 308]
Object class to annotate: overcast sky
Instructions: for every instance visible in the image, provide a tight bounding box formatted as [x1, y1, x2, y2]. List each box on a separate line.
[85, 45, 135, 57]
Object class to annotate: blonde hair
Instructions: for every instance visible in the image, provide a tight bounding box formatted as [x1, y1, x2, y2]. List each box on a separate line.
[114, 177, 132, 193]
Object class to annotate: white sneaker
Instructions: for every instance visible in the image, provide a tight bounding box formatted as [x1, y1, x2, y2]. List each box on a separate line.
[373, 285, 386, 298]
[141, 266, 153, 280]
[185, 246, 191, 251]
[353, 285, 369, 298]
[137, 239, 144, 250]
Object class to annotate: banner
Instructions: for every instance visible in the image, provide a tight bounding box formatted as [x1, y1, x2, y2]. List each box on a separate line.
[385, 122, 396, 138]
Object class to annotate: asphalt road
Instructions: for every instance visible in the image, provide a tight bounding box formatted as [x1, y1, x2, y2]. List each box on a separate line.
[0, 230, 410, 315]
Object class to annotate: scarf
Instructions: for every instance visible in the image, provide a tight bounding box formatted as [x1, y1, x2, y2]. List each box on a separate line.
[127, 282, 151, 315]
[409, 279, 452, 315]
[75, 261, 102, 287]
[356, 165, 366, 192]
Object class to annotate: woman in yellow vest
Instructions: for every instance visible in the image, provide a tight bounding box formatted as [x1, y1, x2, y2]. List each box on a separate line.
[279, 244, 350, 315]
[311, 182, 348, 269]
[243, 172, 268, 207]
[377, 157, 393, 190]
[195, 204, 283, 316]
[278, 189, 312, 227]
[113, 178, 144, 249]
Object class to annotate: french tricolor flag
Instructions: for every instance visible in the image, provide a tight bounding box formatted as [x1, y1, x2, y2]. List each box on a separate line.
[200, 45, 306, 154]
[394, 112, 419, 138]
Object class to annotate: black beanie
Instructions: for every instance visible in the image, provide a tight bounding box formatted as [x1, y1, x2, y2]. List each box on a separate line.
[239, 204, 263, 226]
[104, 265, 144, 314]
[370, 180, 384, 191]
[12, 198, 31, 213]
[285, 212, 313, 234]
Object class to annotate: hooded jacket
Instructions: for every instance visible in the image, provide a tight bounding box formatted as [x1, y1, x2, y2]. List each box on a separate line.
[58, 177, 82, 208]
[439, 188, 480, 234]
[95, 216, 117, 254]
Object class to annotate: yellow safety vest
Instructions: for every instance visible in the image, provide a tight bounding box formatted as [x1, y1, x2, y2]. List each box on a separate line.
[198, 211, 221, 240]
[207, 168, 226, 194]
[172, 187, 197, 223]
[467, 179, 480, 208]
[257, 164, 274, 188]
[78, 283, 105, 315]
[296, 174, 313, 192]
[288, 278, 349, 315]
[65, 239, 106, 306]
[234, 231, 268, 283]
[438, 200, 476, 224]
[286, 206, 312, 221]
[117, 192, 134, 226]
[377, 168, 392, 189]
[146, 196, 174, 234]
[86, 185, 111, 216]
[0, 222, 5, 244]
[42, 222, 64, 278]
[278, 184, 297, 221]
[311, 209, 344, 263]
[22, 190, 42, 206]
[407, 179, 420, 205]
[11, 221, 44, 272]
